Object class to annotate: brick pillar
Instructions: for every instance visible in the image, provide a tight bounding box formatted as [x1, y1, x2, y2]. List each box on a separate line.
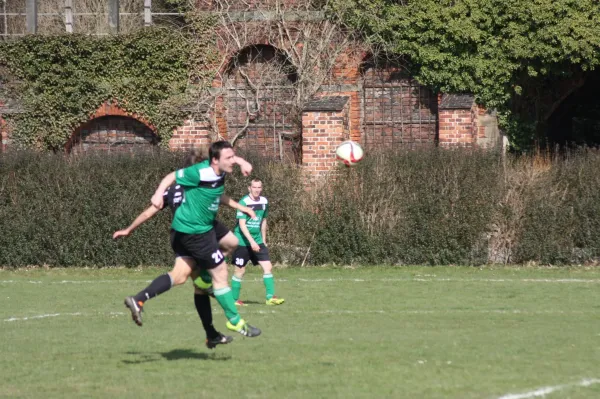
[438, 94, 477, 147]
[302, 96, 350, 182]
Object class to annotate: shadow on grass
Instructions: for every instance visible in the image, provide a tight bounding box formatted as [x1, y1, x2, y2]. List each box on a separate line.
[122, 349, 231, 364]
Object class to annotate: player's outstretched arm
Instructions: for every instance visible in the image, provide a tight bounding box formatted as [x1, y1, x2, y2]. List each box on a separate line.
[151, 172, 176, 209]
[220, 194, 256, 219]
[233, 156, 253, 177]
[113, 205, 160, 239]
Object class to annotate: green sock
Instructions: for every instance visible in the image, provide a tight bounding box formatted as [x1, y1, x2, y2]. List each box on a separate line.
[263, 273, 275, 300]
[213, 287, 241, 325]
[231, 276, 242, 301]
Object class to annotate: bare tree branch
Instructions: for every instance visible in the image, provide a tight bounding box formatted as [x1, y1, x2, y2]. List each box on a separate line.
[185, 0, 368, 151]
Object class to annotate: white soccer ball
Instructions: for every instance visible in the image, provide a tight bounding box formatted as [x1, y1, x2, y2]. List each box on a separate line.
[336, 140, 364, 166]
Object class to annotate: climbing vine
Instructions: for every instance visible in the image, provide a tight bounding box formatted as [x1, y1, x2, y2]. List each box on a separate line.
[332, 0, 600, 149]
[0, 20, 218, 150]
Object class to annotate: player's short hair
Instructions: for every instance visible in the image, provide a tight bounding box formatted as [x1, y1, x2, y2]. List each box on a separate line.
[209, 141, 234, 162]
[249, 178, 262, 186]
[183, 148, 205, 167]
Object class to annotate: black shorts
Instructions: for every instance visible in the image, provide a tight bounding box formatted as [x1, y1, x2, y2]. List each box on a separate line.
[232, 244, 270, 268]
[170, 220, 230, 270]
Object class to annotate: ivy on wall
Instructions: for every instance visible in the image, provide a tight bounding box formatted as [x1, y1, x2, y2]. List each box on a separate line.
[333, 0, 600, 149]
[0, 20, 217, 151]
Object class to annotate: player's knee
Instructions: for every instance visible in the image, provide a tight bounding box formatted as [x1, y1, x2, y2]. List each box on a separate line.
[170, 258, 194, 286]
[169, 271, 188, 286]
[208, 263, 228, 287]
[234, 266, 246, 278]
[261, 262, 272, 274]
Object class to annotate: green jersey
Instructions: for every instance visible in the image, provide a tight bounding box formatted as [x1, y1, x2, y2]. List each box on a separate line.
[233, 195, 269, 246]
[171, 160, 225, 234]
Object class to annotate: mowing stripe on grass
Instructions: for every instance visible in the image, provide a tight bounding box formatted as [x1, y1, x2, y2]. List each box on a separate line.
[497, 378, 600, 399]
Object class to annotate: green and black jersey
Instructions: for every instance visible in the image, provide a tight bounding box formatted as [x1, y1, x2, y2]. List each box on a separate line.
[171, 160, 225, 234]
[233, 195, 268, 246]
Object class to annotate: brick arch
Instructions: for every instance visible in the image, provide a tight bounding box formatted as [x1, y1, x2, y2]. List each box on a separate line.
[216, 44, 301, 162]
[65, 102, 158, 153]
[359, 55, 438, 149]
[212, 43, 297, 88]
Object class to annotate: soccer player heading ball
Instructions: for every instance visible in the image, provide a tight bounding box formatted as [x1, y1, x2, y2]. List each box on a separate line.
[113, 148, 238, 349]
[123, 141, 261, 338]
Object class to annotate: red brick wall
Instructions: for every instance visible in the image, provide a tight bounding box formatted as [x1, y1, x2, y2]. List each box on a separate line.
[169, 119, 212, 151]
[0, 5, 495, 179]
[65, 102, 211, 154]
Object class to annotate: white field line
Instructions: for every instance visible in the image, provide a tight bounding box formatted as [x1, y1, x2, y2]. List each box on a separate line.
[3, 308, 595, 323]
[298, 278, 600, 283]
[0, 279, 154, 284]
[3, 312, 82, 322]
[2, 277, 600, 284]
[497, 378, 600, 399]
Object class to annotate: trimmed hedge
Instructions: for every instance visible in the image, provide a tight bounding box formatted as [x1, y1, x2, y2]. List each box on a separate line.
[2, 148, 600, 267]
[309, 148, 504, 265]
[0, 150, 306, 267]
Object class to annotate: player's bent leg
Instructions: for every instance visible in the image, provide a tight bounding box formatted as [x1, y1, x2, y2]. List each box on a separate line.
[168, 257, 194, 285]
[209, 262, 261, 337]
[260, 260, 284, 305]
[124, 257, 193, 326]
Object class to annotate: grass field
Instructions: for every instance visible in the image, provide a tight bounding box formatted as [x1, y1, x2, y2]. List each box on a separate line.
[1, 266, 600, 399]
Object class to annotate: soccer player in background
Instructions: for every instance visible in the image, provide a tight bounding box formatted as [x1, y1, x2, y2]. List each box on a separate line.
[113, 149, 235, 349]
[231, 178, 285, 306]
[123, 141, 261, 338]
